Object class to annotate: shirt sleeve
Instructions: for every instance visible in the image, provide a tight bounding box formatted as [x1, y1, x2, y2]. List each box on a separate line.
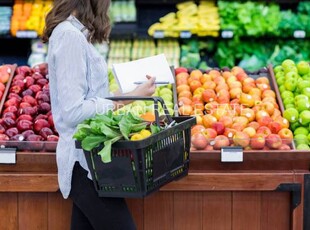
[53, 30, 114, 127]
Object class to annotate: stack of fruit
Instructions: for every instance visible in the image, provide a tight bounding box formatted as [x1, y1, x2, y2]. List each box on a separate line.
[11, 0, 52, 37]
[274, 59, 310, 150]
[0, 65, 58, 150]
[148, 1, 220, 38]
[175, 66, 293, 151]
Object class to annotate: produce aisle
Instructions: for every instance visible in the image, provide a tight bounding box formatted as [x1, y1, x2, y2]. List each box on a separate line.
[0, 0, 310, 229]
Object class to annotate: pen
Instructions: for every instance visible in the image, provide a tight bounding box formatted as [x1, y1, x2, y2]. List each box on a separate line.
[133, 81, 170, 85]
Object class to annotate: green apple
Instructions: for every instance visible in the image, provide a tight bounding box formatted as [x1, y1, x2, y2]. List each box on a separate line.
[297, 80, 310, 91]
[285, 71, 299, 79]
[299, 110, 310, 126]
[166, 84, 173, 90]
[283, 108, 299, 123]
[294, 126, 309, 136]
[281, 91, 294, 99]
[161, 94, 173, 102]
[295, 99, 310, 113]
[290, 121, 300, 131]
[282, 59, 295, 68]
[295, 134, 309, 145]
[283, 97, 295, 106]
[274, 65, 283, 74]
[164, 101, 174, 109]
[275, 71, 285, 79]
[159, 88, 173, 96]
[278, 85, 286, 93]
[297, 61, 310, 76]
[277, 77, 285, 86]
[284, 66, 298, 74]
[295, 95, 309, 102]
[284, 78, 297, 91]
[302, 74, 310, 80]
[296, 143, 310, 150]
[302, 88, 310, 98]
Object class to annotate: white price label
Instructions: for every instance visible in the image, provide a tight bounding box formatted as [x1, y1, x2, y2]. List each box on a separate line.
[293, 30, 306, 39]
[0, 148, 16, 164]
[180, 30, 192, 39]
[221, 147, 243, 162]
[16, 30, 38, 38]
[221, 30, 234, 39]
[153, 30, 165, 39]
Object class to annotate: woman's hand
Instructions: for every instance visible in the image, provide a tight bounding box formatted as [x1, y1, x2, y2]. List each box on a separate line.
[132, 75, 156, 97]
[111, 75, 156, 109]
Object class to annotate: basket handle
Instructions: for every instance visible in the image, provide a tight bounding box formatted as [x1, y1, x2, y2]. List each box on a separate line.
[105, 96, 173, 126]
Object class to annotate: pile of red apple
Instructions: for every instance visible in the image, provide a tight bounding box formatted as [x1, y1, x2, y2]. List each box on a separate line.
[0, 65, 59, 147]
[175, 66, 294, 151]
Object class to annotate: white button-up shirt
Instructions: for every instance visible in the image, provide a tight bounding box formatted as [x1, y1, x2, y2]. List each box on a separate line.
[47, 15, 113, 198]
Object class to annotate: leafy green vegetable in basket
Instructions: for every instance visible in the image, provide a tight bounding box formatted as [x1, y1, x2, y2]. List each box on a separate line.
[74, 110, 155, 163]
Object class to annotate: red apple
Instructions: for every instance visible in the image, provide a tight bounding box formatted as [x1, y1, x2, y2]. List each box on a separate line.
[278, 128, 293, 145]
[213, 135, 230, 150]
[266, 134, 282, 149]
[211, 121, 225, 135]
[250, 134, 265, 150]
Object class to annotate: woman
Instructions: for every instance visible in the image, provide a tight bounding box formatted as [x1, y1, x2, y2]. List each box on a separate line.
[42, 0, 155, 229]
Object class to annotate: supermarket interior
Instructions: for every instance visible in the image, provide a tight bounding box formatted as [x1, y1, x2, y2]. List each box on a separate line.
[0, 0, 310, 229]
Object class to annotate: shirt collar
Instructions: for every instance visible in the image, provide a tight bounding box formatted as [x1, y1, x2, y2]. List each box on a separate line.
[67, 15, 89, 38]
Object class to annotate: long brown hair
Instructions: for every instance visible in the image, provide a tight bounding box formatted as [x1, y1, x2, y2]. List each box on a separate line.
[42, 0, 111, 44]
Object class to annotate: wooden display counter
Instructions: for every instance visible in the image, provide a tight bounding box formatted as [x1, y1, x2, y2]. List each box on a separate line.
[0, 151, 310, 230]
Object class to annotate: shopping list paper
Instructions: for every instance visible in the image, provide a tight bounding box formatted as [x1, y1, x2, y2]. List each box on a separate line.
[112, 54, 175, 93]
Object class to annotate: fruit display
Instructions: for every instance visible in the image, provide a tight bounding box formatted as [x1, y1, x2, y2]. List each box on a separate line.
[10, 0, 52, 36]
[148, 1, 220, 38]
[175, 66, 293, 151]
[273, 59, 310, 150]
[0, 65, 58, 150]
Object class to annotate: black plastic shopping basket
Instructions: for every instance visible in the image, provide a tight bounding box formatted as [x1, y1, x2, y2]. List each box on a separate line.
[76, 96, 196, 198]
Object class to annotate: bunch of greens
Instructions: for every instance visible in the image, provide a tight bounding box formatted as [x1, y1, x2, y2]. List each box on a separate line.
[73, 111, 161, 163]
[218, 1, 281, 37]
[214, 39, 310, 71]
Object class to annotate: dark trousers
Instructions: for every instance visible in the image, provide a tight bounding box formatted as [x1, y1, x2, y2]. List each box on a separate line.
[69, 162, 136, 230]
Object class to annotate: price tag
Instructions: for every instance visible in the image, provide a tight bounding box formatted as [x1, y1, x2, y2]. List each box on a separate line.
[16, 30, 38, 38]
[180, 30, 192, 39]
[153, 30, 165, 39]
[221, 30, 234, 39]
[293, 30, 306, 39]
[0, 148, 16, 164]
[221, 147, 243, 162]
